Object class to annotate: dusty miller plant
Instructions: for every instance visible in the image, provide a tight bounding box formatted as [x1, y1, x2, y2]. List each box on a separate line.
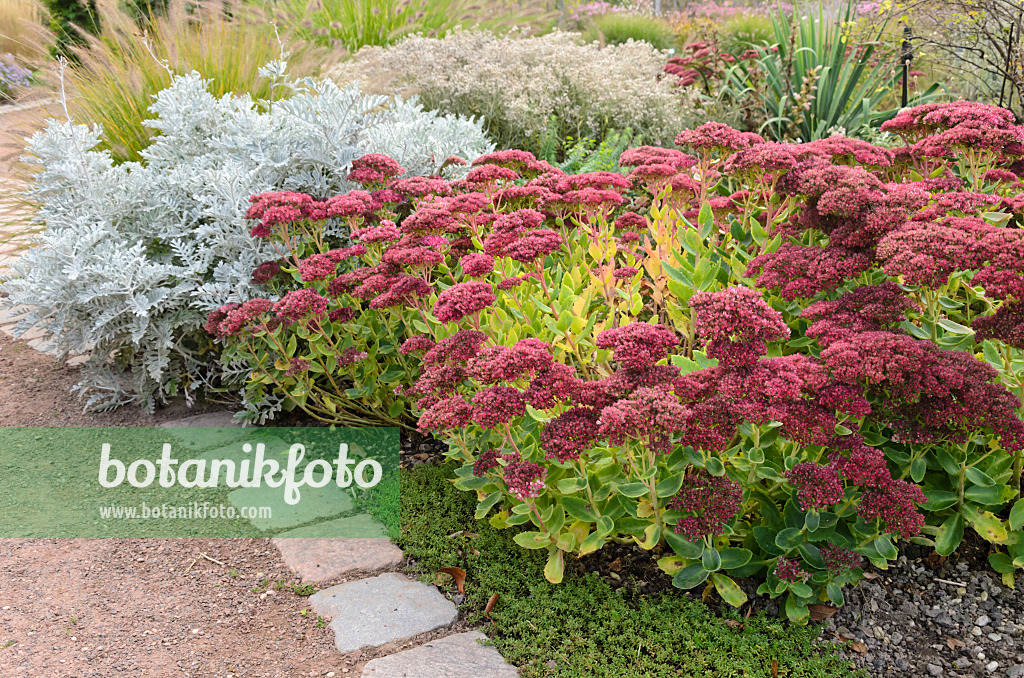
[1, 65, 492, 412]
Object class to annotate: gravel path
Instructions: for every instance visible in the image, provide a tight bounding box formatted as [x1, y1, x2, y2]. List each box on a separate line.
[0, 329, 354, 677]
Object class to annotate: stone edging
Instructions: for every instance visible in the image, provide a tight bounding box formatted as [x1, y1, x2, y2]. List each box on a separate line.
[160, 411, 519, 677]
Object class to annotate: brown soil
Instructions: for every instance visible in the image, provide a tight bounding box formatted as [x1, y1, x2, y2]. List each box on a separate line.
[0, 331, 212, 427]
[0, 539, 348, 678]
[0, 335, 349, 677]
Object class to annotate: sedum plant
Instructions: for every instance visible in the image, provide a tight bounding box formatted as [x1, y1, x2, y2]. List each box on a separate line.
[0, 65, 491, 412]
[210, 104, 1024, 615]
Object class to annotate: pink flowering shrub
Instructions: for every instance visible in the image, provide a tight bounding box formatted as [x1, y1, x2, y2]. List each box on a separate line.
[212, 104, 1024, 619]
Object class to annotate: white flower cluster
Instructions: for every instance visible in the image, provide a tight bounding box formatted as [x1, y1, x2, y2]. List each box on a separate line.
[332, 30, 702, 152]
[1, 68, 492, 411]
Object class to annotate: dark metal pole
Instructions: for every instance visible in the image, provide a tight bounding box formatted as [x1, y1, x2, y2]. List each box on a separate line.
[901, 25, 912, 109]
[1000, 23, 1014, 109]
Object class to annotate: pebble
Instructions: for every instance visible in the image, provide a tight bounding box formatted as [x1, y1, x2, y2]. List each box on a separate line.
[986, 661, 999, 672]
[829, 549, 1024, 678]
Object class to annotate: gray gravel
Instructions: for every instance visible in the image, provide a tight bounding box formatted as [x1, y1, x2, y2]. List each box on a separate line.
[799, 550, 1024, 677]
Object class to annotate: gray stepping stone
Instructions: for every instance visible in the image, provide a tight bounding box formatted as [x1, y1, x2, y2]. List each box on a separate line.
[159, 411, 241, 427]
[360, 631, 518, 678]
[227, 481, 352, 531]
[275, 514, 389, 538]
[197, 438, 290, 484]
[158, 412, 246, 452]
[309, 573, 457, 653]
[274, 528, 402, 582]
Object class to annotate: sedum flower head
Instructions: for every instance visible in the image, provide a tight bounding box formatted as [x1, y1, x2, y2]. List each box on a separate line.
[690, 286, 789, 367]
[471, 386, 527, 428]
[540, 407, 601, 463]
[775, 557, 809, 583]
[274, 289, 329, 323]
[674, 121, 763, 153]
[595, 323, 678, 369]
[785, 462, 844, 511]
[821, 544, 863, 576]
[502, 453, 547, 500]
[669, 469, 743, 540]
[433, 281, 497, 323]
[418, 395, 473, 433]
[347, 153, 406, 185]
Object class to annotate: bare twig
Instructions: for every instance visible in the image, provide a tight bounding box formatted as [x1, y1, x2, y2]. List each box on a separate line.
[934, 577, 968, 588]
[200, 553, 225, 566]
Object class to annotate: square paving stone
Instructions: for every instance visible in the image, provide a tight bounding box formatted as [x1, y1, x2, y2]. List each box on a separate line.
[273, 526, 403, 582]
[196, 439, 290, 485]
[360, 631, 518, 678]
[309, 573, 457, 653]
[227, 481, 352, 531]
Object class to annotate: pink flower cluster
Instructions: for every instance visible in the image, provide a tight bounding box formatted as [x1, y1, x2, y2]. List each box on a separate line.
[540, 407, 601, 463]
[245, 191, 377, 238]
[775, 557, 809, 583]
[785, 462, 844, 511]
[802, 283, 918, 346]
[433, 282, 497, 323]
[820, 544, 863, 575]
[502, 453, 547, 500]
[690, 287, 789, 366]
[675, 121, 763, 153]
[206, 299, 276, 338]
[598, 385, 689, 453]
[594, 323, 678, 368]
[347, 153, 406, 186]
[274, 289, 329, 323]
[974, 300, 1024, 348]
[668, 469, 743, 540]
[882, 101, 1017, 141]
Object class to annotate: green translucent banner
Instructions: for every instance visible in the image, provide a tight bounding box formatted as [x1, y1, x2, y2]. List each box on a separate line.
[0, 427, 399, 538]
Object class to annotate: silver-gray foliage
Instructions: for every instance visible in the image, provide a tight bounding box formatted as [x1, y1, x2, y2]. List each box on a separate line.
[364, 95, 492, 178]
[1, 69, 492, 411]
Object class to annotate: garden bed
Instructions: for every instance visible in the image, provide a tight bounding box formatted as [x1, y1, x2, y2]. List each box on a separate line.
[401, 458, 1024, 678]
[2, 323, 1023, 677]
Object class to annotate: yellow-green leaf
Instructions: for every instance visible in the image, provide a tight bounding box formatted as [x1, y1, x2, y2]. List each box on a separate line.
[712, 573, 747, 608]
[965, 505, 1009, 544]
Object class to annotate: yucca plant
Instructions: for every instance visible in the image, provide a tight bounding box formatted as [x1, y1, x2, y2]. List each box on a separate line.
[67, 0, 325, 164]
[722, 1, 941, 141]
